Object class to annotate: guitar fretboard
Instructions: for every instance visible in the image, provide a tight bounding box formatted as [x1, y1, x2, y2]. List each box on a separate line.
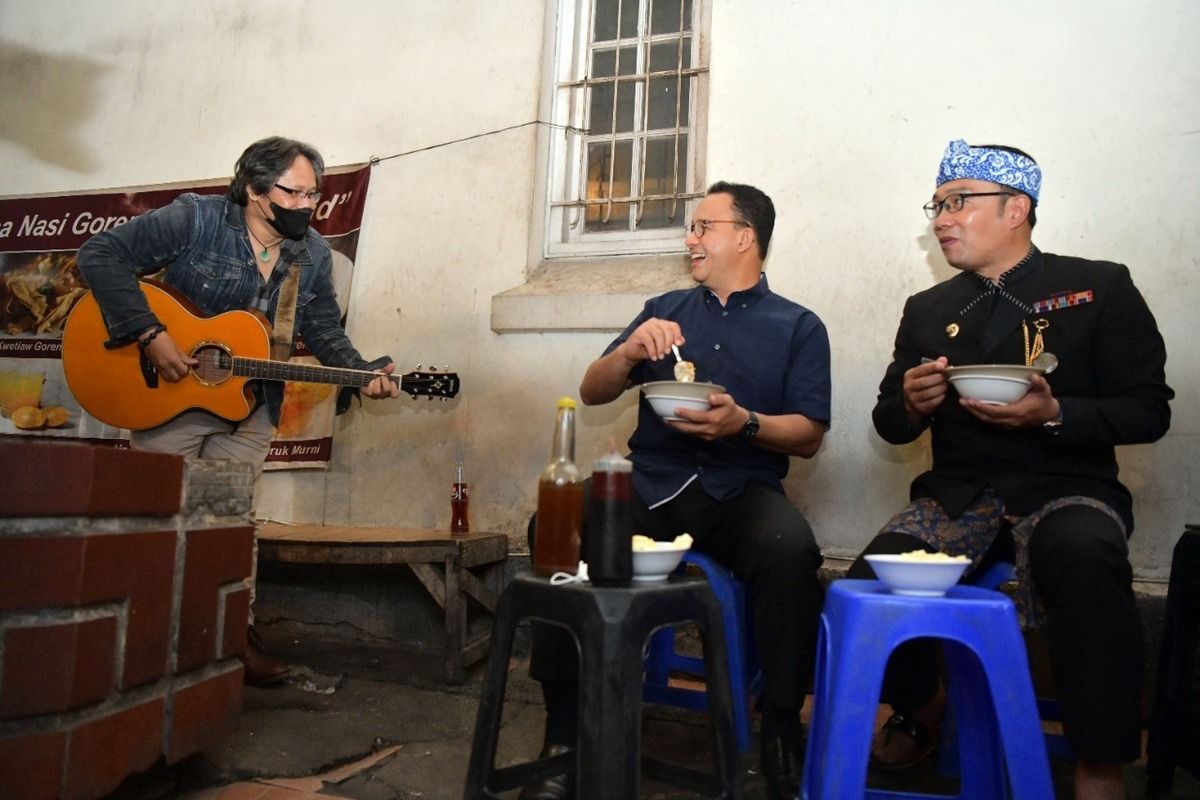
[232, 357, 395, 388]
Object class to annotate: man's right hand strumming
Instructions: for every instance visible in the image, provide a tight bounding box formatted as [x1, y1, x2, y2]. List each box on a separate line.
[138, 328, 198, 382]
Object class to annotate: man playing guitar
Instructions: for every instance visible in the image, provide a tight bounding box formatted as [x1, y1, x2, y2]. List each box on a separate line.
[75, 136, 400, 685]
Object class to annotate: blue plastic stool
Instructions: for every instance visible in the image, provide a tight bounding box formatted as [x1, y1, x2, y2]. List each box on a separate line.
[939, 561, 1074, 768]
[643, 551, 762, 753]
[802, 579, 1054, 800]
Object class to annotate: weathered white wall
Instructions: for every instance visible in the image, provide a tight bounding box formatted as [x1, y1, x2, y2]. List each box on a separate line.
[2, 1, 1195, 577]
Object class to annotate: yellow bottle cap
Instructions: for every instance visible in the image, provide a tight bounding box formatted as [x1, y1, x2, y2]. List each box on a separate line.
[557, 396, 577, 409]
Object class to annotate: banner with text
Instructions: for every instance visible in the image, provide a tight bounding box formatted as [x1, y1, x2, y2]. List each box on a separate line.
[0, 164, 372, 469]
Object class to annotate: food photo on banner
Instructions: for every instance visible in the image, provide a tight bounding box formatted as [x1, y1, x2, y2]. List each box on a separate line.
[0, 165, 373, 470]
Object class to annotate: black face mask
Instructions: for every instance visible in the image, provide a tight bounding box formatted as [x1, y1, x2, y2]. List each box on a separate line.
[266, 202, 313, 241]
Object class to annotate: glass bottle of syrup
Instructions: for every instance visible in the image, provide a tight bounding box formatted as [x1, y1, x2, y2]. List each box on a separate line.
[532, 397, 584, 576]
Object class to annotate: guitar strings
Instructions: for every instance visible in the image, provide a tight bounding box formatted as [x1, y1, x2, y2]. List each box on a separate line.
[186, 349, 454, 393]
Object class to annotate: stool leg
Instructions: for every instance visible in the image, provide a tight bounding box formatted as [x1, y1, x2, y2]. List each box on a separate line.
[578, 612, 643, 800]
[463, 589, 521, 799]
[942, 642, 1007, 799]
[970, 632, 1055, 798]
[802, 619, 831, 800]
[697, 607, 742, 799]
[719, 589, 753, 753]
[803, 613, 889, 800]
[645, 626, 676, 686]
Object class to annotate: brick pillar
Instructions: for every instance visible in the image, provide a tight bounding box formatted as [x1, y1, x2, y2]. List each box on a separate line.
[0, 441, 255, 800]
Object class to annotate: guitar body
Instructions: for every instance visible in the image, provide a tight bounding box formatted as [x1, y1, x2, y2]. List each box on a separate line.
[62, 281, 272, 430]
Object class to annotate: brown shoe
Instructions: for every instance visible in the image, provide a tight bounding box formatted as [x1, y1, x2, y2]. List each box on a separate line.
[240, 638, 289, 686]
[870, 711, 939, 770]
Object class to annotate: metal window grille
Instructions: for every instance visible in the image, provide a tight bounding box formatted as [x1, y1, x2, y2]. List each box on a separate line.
[550, 0, 706, 246]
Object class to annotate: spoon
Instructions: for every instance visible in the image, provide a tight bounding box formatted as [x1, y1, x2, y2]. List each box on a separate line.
[1032, 352, 1059, 373]
[671, 345, 696, 382]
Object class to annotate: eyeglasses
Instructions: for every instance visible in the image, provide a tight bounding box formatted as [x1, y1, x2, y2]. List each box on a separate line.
[923, 192, 1013, 220]
[274, 183, 322, 203]
[688, 219, 748, 237]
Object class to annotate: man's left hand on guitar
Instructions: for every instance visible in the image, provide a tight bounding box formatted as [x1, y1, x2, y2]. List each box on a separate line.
[364, 362, 402, 399]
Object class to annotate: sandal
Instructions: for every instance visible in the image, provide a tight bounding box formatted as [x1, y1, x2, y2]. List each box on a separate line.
[870, 711, 939, 771]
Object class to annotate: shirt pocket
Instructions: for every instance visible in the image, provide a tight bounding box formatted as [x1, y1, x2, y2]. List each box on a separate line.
[176, 252, 256, 312]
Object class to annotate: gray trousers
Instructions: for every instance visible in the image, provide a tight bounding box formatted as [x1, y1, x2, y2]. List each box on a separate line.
[131, 404, 275, 616]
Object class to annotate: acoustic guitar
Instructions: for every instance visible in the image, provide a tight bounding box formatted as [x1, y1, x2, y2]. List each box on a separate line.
[61, 280, 459, 430]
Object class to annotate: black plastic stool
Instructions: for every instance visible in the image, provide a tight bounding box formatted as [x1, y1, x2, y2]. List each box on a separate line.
[1146, 525, 1200, 798]
[463, 573, 742, 800]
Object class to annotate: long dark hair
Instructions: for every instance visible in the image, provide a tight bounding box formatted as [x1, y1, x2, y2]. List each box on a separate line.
[228, 136, 325, 206]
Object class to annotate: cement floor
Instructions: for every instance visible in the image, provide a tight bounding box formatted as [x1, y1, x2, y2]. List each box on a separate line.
[109, 626, 1200, 800]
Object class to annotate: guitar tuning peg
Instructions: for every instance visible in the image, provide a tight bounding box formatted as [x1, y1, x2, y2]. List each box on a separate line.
[415, 363, 422, 370]
[428, 364, 439, 372]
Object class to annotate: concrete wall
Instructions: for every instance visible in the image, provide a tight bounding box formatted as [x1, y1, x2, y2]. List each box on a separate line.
[2, 1, 1196, 578]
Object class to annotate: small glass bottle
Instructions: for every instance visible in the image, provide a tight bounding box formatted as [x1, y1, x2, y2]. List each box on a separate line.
[450, 456, 469, 534]
[533, 397, 584, 576]
[586, 440, 633, 586]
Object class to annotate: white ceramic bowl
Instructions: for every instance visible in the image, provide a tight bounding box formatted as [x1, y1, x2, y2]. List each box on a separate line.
[632, 542, 690, 582]
[945, 364, 1045, 405]
[863, 554, 971, 597]
[642, 381, 724, 421]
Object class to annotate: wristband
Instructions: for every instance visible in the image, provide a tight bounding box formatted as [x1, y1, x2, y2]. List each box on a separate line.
[137, 324, 168, 351]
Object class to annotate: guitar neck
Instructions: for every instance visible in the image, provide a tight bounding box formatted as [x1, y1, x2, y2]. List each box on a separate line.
[233, 357, 393, 388]
[229, 357, 460, 400]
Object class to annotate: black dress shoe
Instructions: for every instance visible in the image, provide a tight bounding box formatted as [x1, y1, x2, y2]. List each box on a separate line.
[760, 726, 803, 799]
[518, 743, 573, 800]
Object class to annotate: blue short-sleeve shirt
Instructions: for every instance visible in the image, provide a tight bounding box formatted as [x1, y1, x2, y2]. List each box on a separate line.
[606, 274, 832, 506]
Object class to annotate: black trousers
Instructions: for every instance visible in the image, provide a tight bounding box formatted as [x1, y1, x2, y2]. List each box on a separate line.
[528, 479, 824, 728]
[848, 503, 1144, 763]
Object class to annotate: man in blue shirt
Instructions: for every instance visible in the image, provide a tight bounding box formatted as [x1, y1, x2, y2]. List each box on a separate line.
[523, 182, 831, 800]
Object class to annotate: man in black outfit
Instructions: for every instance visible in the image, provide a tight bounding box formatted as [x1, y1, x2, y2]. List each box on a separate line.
[853, 139, 1173, 800]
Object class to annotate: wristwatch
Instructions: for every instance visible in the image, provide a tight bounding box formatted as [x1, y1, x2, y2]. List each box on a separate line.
[741, 410, 760, 440]
[1042, 408, 1063, 436]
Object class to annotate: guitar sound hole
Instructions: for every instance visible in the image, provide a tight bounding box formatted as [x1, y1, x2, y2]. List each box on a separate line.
[192, 344, 233, 385]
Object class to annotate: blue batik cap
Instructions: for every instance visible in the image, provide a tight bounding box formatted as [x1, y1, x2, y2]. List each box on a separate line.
[936, 139, 1042, 204]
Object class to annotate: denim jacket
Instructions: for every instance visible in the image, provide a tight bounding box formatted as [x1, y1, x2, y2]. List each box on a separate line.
[76, 192, 370, 423]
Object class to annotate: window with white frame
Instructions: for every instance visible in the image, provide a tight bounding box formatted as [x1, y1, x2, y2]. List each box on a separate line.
[544, 0, 708, 258]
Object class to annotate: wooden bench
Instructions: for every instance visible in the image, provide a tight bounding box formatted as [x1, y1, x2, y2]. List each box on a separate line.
[257, 523, 508, 684]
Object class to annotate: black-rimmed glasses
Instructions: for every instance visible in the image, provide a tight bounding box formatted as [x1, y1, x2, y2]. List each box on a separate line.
[688, 219, 748, 237]
[923, 192, 1013, 220]
[274, 183, 322, 203]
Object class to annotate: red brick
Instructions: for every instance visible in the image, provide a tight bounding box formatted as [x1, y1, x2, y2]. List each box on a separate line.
[0, 537, 85, 611]
[82, 532, 176, 688]
[0, 441, 183, 517]
[223, 587, 252, 658]
[168, 666, 243, 762]
[0, 729, 67, 800]
[63, 697, 163, 800]
[0, 617, 116, 719]
[178, 527, 254, 673]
